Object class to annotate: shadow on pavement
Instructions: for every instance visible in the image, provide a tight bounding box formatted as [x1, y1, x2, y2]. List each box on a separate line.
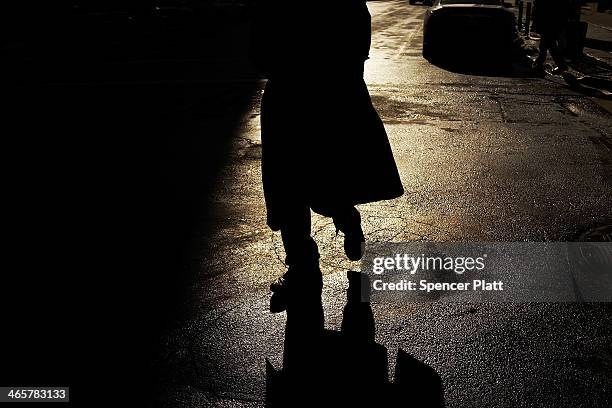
[584, 37, 612, 52]
[576, 53, 612, 73]
[266, 272, 445, 407]
[428, 56, 535, 78]
[560, 71, 612, 98]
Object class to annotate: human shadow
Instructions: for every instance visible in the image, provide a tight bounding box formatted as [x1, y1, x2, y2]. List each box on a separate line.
[555, 71, 612, 100]
[266, 271, 445, 407]
[431, 60, 536, 78]
[584, 37, 612, 53]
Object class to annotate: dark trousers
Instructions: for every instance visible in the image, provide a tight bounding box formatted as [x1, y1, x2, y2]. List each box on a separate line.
[535, 31, 568, 69]
[280, 203, 319, 269]
[280, 201, 358, 270]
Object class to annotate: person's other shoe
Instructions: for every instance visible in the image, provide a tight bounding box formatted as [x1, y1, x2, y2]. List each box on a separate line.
[333, 207, 365, 261]
[270, 266, 323, 313]
[270, 269, 322, 294]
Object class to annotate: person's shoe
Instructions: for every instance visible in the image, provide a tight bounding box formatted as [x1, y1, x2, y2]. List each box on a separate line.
[551, 65, 568, 75]
[270, 292, 289, 313]
[269, 267, 323, 313]
[270, 274, 290, 293]
[270, 269, 323, 293]
[334, 208, 365, 261]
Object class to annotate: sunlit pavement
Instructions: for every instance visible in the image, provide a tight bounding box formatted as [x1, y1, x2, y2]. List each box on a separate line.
[155, 2, 612, 406]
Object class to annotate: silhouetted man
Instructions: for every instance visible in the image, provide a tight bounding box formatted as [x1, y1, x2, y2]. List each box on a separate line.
[249, 0, 404, 312]
[533, 0, 571, 74]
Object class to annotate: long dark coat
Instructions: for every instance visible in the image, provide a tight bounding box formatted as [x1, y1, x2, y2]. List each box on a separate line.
[250, 0, 404, 231]
[534, 0, 571, 35]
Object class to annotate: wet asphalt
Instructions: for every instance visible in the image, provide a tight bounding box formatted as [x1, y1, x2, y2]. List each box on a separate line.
[153, 1, 612, 406]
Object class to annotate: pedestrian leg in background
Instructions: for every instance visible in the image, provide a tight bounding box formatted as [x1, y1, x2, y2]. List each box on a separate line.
[547, 34, 568, 73]
[534, 33, 568, 74]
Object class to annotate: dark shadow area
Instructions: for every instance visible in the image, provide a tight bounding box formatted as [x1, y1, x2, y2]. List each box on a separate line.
[573, 74, 612, 92]
[584, 37, 612, 53]
[557, 71, 612, 99]
[1, 1, 259, 405]
[4, 2, 257, 85]
[428, 58, 536, 78]
[266, 272, 445, 407]
[575, 53, 612, 73]
[566, 54, 612, 95]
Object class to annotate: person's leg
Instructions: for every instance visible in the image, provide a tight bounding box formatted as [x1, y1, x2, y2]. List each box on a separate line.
[280, 204, 319, 270]
[534, 34, 551, 67]
[271, 202, 322, 294]
[311, 201, 365, 261]
[548, 35, 568, 71]
[331, 205, 365, 262]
